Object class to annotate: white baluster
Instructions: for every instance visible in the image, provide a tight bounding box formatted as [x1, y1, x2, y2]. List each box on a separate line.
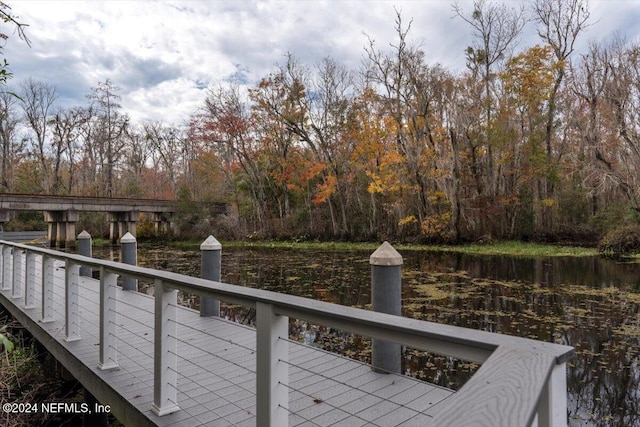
[537, 362, 568, 427]
[256, 302, 289, 427]
[64, 260, 81, 342]
[24, 252, 36, 309]
[151, 279, 180, 416]
[41, 255, 55, 322]
[98, 268, 119, 370]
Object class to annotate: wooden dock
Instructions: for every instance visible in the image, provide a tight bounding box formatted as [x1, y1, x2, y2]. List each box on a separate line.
[0, 241, 575, 427]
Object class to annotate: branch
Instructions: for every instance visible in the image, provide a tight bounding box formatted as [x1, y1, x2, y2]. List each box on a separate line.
[0, 2, 31, 47]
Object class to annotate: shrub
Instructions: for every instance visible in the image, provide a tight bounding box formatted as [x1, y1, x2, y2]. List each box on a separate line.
[598, 224, 640, 257]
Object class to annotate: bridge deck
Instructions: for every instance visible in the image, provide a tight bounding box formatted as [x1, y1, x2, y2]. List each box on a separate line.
[0, 255, 454, 426]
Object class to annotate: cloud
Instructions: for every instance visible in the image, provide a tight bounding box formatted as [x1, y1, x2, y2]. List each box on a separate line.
[2, 0, 638, 125]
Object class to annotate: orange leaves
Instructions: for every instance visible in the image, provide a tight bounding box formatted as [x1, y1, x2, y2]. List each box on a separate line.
[421, 212, 452, 240]
[274, 154, 323, 195]
[313, 173, 337, 205]
[364, 150, 404, 195]
[301, 161, 324, 184]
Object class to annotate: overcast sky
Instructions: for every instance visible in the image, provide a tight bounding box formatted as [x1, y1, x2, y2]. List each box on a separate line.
[4, 0, 639, 125]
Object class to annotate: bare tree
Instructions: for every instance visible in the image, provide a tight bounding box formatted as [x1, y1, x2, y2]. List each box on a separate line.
[18, 78, 58, 192]
[0, 1, 30, 85]
[49, 106, 88, 194]
[453, 0, 525, 195]
[602, 39, 640, 211]
[143, 121, 184, 198]
[0, 88, 23, 191]
[534, 0, 591, 155]
[87, 80, 129, 197]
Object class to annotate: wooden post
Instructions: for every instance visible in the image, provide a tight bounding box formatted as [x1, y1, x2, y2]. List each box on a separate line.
[256, 302, 289, 427]
[24, 251, 36, 309]
[64, 260, 81, 342]
[537, 362, 568, 427]
[41, 255, 55, 322]
[152, 279, 180, 416]
[200, 235, 221, 317]
[2, 245, 12, 291]
[98, 268, 119, 370]
[78, 230, 92, 277]
[370, 241, 402, 374]
[120, 232, 137, 291]
[11, 247, 21, 298]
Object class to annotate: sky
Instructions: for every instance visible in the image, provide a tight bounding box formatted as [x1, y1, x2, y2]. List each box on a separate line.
[3, 0, 639, 125]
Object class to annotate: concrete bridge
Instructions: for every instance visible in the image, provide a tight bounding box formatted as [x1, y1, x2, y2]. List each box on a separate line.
[0, 193, 229, 247]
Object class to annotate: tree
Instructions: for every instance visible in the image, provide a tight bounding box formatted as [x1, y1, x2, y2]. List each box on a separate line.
[500, 45, 564, 236]
[250, 55, 358, 237]
[0, 1, 29, 85]
[569, 41, 611, 216]
[532, 0, 591, 232]
[0, 88, 23, 191]
[365, 10, 456, 240]
[453, 0, 525, 196]
[49, 106, 89, 194]
[18, 78, 58, 192]
[86, 80, 129, 197]
[143, 122, 184, 199]
[601, 40, 640, 212]
[195, 84, 268, 228]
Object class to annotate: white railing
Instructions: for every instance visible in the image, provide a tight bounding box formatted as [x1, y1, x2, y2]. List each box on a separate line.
[0, 241, 574, 427]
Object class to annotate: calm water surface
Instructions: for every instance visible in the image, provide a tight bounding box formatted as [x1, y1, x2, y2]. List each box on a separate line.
[94, 244, 640, 427]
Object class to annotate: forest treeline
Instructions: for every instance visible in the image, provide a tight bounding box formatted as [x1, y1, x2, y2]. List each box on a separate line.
[1, 0, 639, 243]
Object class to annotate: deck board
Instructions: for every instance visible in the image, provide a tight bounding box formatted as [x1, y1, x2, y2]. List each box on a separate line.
[0, 252, 455, 426]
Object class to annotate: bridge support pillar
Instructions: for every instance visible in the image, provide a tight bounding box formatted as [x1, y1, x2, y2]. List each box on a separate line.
[44, 210, 79, 249]
[108, 211, 139, 245]
[150, 212, 171, 236]
[0, 209, 10, 232]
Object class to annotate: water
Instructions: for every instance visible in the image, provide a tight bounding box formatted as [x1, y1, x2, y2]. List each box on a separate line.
[93, 244, 640, 427]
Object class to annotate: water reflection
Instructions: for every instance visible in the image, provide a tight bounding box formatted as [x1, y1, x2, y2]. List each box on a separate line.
[92, 245, 640, 427]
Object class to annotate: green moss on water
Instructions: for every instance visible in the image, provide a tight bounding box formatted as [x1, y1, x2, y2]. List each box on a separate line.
[167, 239, 598, 258]
[406, 241, 598, 257]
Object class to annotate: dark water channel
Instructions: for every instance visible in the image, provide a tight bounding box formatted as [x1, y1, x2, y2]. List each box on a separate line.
[94, 245, 640, 427]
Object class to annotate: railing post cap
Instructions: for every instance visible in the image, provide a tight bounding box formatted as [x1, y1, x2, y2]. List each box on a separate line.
[370, 241, 403, 266]
[120, 232, 137, 243]
[200, 235, 222, 251]
[77, 230, 92, 239]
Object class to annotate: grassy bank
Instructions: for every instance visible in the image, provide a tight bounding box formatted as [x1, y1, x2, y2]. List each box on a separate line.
[165, 239, 599, 257]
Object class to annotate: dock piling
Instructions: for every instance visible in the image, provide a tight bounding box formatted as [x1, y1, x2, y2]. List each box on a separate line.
[370, 241, 403, 374]
[120, 232, 137, 291]
[78, 230, 92, 277]
[200, 235, 221, 317]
